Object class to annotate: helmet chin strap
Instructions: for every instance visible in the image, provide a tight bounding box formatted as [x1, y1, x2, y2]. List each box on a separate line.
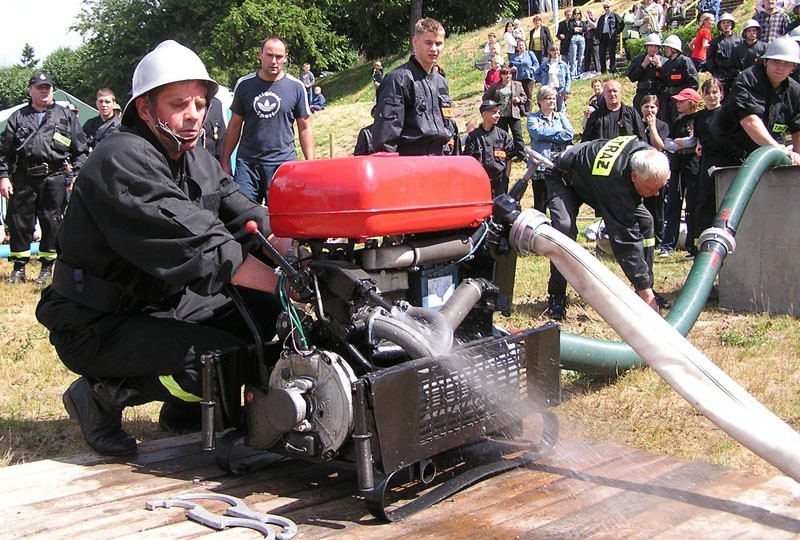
[155, 118, 204, 154]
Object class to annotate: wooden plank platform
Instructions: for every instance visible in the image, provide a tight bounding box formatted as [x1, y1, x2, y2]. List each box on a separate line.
[2, 433, 800, 539]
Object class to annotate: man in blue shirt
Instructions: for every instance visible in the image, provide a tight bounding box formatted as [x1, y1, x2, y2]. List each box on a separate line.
[220, 36, 315, 205]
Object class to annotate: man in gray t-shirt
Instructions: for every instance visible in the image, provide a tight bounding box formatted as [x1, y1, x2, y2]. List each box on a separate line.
[221, 37, 314, 204]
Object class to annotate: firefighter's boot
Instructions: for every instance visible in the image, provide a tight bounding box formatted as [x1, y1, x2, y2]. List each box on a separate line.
[6, 262, 26, 284]
[62, 377, 138, 456]
[34, 259, 54, 286]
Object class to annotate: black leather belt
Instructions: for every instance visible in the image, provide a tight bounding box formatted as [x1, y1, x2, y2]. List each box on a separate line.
[19, 160, 65, 177]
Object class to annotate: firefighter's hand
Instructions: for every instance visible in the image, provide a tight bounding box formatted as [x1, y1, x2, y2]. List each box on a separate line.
[786, 149, 800, 166]
[0, 177, 11, 199]
[637, 288, 660, 313]
[268, 235, 294, 257]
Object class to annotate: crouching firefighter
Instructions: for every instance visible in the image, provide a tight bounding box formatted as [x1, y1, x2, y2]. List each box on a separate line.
[543, 135, 669, 320]
[36, 40, 285, 456]
[0, 72, 88, 285]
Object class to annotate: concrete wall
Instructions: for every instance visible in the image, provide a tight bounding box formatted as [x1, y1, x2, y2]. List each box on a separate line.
[716, 167, 800, 316]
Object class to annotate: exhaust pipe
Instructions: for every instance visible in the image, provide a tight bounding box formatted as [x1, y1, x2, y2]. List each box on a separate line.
[508, 207, 800, 482]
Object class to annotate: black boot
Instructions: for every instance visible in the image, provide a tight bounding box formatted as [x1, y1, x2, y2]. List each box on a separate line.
[62, 377, 138, 456]
[6, 262, 26, 284]
[158, 401, 203, 433]
[34, 259, 54, 286]
[546, 295, 567, 321]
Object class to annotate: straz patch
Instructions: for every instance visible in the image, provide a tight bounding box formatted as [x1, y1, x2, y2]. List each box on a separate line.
[773, 123, 788, 134]
[441, 106, 452, 118]
[494, 149, 507, 159]
[53, 132, 71, 147]
[591, 136, 636, 176]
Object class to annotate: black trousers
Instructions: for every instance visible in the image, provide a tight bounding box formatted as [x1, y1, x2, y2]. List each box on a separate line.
[49, 288, 282, 405]
[692, 149, 741, 251]
[599, 34, 619, 73]
[498, 116, 525, 161]
[7, 171, 66, 263]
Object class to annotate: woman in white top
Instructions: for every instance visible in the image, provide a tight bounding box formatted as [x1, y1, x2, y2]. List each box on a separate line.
[503, 21, 518, 60]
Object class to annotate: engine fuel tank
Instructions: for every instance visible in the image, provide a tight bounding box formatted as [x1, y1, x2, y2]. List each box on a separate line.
[268, 153, 493, 239]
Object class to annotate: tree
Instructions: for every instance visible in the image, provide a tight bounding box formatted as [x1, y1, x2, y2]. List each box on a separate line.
[42, 47, 95, 103]
[0, 66, 34, 109]
[18, 44, 37, 69]
[208, 0, 355, 88]
[72, 0, 354, 97]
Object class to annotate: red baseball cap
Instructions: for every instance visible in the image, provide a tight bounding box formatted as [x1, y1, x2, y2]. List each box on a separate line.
[671, 88, 701, 103]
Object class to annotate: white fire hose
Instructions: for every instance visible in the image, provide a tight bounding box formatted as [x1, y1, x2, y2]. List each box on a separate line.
[509, 209, 800, 482]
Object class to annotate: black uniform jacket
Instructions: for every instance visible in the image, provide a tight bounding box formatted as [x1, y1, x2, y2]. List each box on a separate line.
[463, 124, 513, 184]
[0, 102, 87, 178]
[714, 62, 800, 156]
[37, 119, 271, 331]
[559, 136, 654, 291]
[627, 54, 667, 95]
[582, 103, 646, 142]
[660, 53, 699, 95]
[372, 56, 452, 156]
[706, 33, 742, 84]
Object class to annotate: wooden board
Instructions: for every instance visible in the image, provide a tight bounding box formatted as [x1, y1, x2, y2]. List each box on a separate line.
[1, 434, 799, 539]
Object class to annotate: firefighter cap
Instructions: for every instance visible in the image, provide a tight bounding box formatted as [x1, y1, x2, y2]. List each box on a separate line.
[29, 73, 54, 87]
[480, 100, 500, 113]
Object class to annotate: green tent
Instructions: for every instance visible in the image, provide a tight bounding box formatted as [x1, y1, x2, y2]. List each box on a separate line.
[0, 89, 97, 133]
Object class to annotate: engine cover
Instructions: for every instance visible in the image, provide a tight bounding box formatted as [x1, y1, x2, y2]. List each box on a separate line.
[268, 154, 493, 239]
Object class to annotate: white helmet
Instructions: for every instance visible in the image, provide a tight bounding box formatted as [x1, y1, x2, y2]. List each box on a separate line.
[123, 40, 219, 126]
[644, 33, 662, 47]
[790, 26, 800, 43]
[662, 35, 682, 52]
[741, 19, 761, 38]
[717, 12, 735, 30]
[761, 35, 800, 64]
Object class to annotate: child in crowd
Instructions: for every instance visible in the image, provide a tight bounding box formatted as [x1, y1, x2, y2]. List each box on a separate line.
[690, 78, 725, 258]
[310, 86, 326, 112]
[463, 100, 514, 197]
[484, 57, 502, 90]
[661, 88, 701, 258]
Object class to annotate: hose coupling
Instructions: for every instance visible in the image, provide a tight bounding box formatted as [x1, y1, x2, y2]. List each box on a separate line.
[698, 227, 736, 255]
[508, 209, 551, 255]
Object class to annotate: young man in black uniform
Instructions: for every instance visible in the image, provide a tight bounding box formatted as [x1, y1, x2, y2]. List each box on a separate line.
[732, 19, 766, 76]
[82, 88, 120, 150]
[200, 96, 227, 162]
[706, 13, 742, 96]
[708, 35, 800, 168]
[544, 136, 669, 319]
[0, 73, 88, 285]
[627, 34, 667, 113]
[36, 41, 285, 457]
[463, 100, 514, 197]
[659, 35, 700, 125]
[372, 18, 452, 155]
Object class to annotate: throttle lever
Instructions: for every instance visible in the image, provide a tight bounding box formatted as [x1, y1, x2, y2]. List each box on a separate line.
[245, 221, 311, 296]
